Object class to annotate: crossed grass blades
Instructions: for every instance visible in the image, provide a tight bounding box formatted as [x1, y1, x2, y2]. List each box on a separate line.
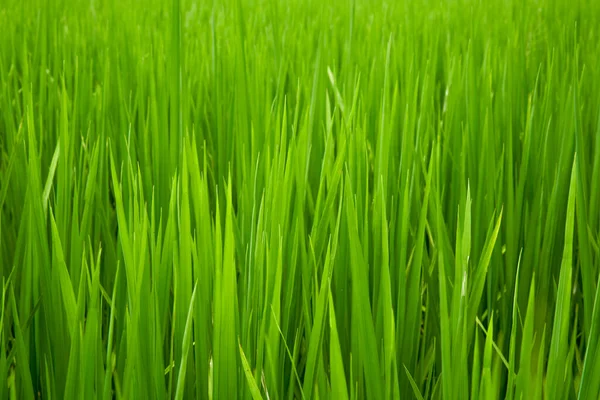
[1, 0, 600, 398]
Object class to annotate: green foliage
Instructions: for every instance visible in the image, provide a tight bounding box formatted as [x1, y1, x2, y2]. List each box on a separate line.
[1, 0, 599, 398]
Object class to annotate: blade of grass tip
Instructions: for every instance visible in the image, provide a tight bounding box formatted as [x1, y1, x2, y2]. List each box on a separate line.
[42, 142, 60, 217]
[436, 180, 452, 400]
[265, 230, 284, 398]
[344, 177, 383, 400]
[375, 178, 395, 398]
[170, 0, 182, 167]
[480, 316, 494, 399]
[174, 281, 198, 400]
[239, 342, 264, 400]
[403, 365, 425, 400]
[65, 250, 91, 399]
[187, 140, 213, 400]
[269, 306, 305, 400]
[213, 186, 224, 397]
[103, 263, 120, 400]
[455, 182, 471, 327]
[402, 152, 432, 378]
[516, 276, 536, 400]
[287, 333, 304, 400]
[49, 211, 77, 334]
[43, 357, 53, 400]
[547, 156, 577, 399]
[534, 328, 547, 399]
[9, 286, 35, 400]
[109, 145, 135, 296]
[302, 239, 334, 400]
[506, 250, 523, 400]
[81, 253, 101, 400]
[574, 95, 594, 339]
[471, 330, 481, 400]
[302, 188, 343, 400]
[328, 294, 349, 400]
[175, 141, 193, 396]
[214, 177, 239, 400]
[468, 208, 502, 334]
[475, 317, 510, 371]
[578, 282, 600, 400]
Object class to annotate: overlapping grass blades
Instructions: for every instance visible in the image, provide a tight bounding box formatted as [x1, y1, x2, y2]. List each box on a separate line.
[1, 0, 600, 398]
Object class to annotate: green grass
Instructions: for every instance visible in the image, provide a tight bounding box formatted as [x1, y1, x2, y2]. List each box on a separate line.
[1, 0, 600, 398]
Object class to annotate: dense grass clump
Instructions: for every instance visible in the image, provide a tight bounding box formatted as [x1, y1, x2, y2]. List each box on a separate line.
[1, 0, 600, 398]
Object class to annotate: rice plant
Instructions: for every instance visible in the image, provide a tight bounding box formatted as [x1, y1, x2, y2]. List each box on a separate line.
[1, 0, 600, 398]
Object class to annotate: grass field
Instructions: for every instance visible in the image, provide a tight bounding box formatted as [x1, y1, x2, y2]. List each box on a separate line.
[1, 0, 600, 398]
